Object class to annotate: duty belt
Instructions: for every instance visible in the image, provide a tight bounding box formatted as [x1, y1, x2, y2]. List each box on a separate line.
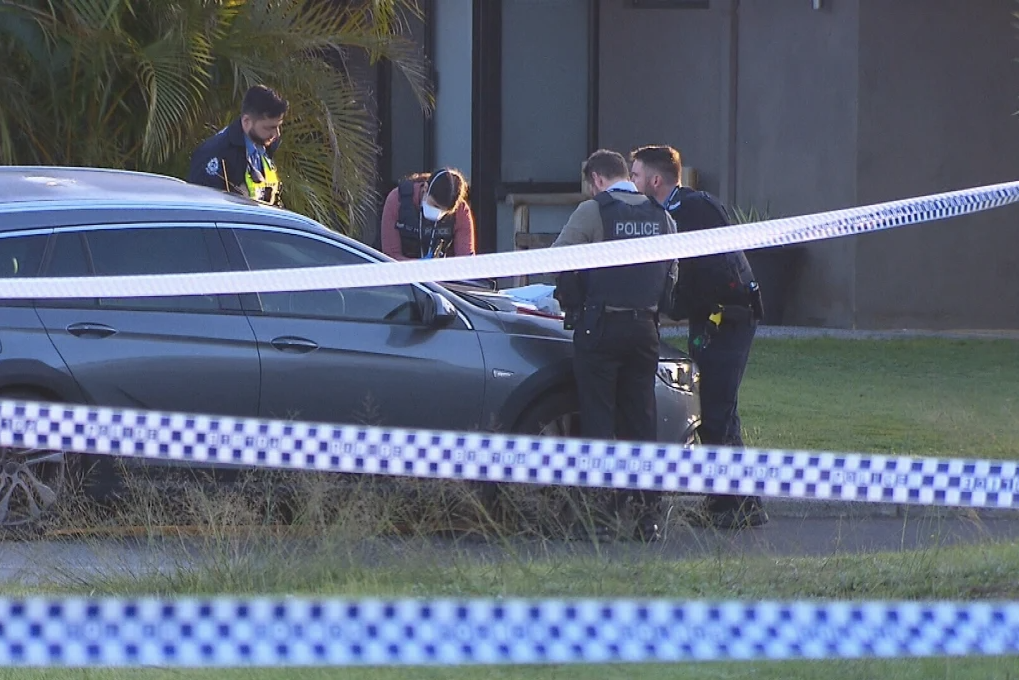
[604, 306, 657, 318]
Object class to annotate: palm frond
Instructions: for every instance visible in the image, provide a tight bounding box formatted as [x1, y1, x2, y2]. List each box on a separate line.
[1, 0, 433, 237]
[135, 28, 213, 164]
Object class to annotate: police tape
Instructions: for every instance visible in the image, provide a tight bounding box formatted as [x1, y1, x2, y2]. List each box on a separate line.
[0, 595, 1017, 667]
[0, 179, 1017, 298]
[3, 399, 1017, 510]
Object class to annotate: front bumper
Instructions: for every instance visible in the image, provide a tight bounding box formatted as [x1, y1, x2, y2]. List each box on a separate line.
[654, 358, 701, 445]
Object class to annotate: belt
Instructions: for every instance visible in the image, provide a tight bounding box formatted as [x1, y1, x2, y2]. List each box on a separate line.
[604, 307, 657, 319]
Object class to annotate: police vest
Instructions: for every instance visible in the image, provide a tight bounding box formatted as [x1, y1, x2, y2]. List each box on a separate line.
[393, 180, 456, 259]
[668, 187, 757, 307]
[584, 191, 673, 311]
[245, 154, 280, 205]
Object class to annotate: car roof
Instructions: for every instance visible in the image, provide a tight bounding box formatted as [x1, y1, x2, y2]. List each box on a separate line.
[0, 166, 262, 207]
[0, 165, 354, 241]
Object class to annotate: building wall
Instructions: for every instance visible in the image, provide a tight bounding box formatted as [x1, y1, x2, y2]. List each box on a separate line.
[598, 0, 729, 196]
[411, 0, 1019, 329]
[598, 0, 1019, 329]
[734, 0, 861, 327]
[854, 0, 1019, 329]
[599, 0, 861, 327]
[433, 0, 474, 175]
[496, 0, 591, 261]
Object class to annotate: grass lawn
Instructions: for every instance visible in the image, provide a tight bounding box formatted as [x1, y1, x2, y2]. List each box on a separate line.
[5, 537, 1019, 679]
[4, 537, 1019, 679]
[3, 658, 1019, 680]
[5, 337, 1019, 679]
[674, 336, 1019, 459]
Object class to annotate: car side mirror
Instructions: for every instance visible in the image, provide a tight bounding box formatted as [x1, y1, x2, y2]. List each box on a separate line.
[419, 290, 458, 327]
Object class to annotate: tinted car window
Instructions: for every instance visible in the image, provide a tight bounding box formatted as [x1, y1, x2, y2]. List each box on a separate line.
[48, 233, 91, 277]
[38, 232, 98, 308]
[0, 233, 48, 278]
[234, 229, 421, 324]
[82, 227, 220, 312]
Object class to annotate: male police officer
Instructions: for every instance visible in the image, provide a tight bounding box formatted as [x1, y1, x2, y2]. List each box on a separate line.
[551, 149, 678, 541]
[629, 144, 767, 530]
[187, 85, 288, 206]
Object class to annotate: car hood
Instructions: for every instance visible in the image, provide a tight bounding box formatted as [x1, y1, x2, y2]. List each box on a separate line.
[449, 284, 692, 360]
[491, 309, 572, 340]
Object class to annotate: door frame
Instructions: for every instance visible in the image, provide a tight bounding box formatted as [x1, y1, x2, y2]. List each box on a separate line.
[470, 0, 602, 255]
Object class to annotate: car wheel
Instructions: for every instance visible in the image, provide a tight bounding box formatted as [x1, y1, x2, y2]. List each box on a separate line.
[478, 390, 597, 538]
[0, 390, 81, 536]
[515, 389, 581, 438]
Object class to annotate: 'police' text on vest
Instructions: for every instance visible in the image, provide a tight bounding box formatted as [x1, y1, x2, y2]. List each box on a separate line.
[615, 221, 662, 237]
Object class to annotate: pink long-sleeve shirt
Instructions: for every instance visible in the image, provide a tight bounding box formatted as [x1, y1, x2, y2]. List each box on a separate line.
[380, 181, 477, 260]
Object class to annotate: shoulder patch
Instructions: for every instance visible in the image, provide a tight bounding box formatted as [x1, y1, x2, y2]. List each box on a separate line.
[205, 157, 220, 177]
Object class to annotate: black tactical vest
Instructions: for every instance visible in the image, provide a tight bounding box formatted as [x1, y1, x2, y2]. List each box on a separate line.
[393, 180, 456, 259]
[668, 187, 758, 307]
[584, 190, 674, 310]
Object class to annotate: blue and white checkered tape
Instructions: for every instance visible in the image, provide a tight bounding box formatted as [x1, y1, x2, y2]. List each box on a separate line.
[0, 179, 1017, 298]
[2, 399, 1017, 509]
[0, 595, 1017, 667]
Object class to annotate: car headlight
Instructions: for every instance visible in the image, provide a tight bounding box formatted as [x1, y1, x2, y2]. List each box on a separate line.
[656, 360, 699, 394]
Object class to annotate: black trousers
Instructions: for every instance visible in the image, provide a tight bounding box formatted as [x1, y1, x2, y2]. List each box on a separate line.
[574, 310, 659, 441]
[573, 308, 661, 523]
[688, 316, 760, 511]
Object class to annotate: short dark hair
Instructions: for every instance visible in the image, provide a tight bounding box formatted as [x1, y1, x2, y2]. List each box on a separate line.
[630, 145, 682, 185]
[242, 85, 288, 119]
[423, 167, 469, 212]
[582, 149, 629, 184]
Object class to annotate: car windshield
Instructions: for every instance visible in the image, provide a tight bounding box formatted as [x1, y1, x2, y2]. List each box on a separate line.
[291, 221, 508, 303]
[446, 286, 504, 311]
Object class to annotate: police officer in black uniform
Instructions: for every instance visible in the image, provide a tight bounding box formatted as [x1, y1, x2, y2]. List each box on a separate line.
[630, 145, 768, 530]
[551, 149, 678, 541]
[187, 85, 288, 206]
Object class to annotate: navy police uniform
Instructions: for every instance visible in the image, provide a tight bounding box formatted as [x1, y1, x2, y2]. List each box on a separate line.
[572, 189, 675, 442]
[187, 118, 282, 205]
[552, 184, 678, 539]
[663, 185, 768, 528]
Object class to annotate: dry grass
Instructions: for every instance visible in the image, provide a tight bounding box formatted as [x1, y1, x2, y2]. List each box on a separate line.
[3, 337, 1019, 679]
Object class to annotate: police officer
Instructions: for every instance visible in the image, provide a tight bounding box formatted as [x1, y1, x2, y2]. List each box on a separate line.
[379, 167, 477, 260]
[629, 144, 768, 530]
[550, 149, 678, 541]
[187, 85, 287, 206]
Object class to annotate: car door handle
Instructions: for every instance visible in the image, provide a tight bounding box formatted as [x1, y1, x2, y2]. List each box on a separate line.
[65, 322, 117, 339]
[269, 336, 319, 353]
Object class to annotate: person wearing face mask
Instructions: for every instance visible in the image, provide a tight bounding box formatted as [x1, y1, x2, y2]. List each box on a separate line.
[380, 167, 477, 260]
[187, 84, 288, 206]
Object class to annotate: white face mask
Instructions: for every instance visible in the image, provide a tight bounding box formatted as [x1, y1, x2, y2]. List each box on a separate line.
[421, 202, 445, 222]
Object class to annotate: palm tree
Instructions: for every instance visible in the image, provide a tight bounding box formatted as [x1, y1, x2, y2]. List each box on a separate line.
[0, 0, 432, 238]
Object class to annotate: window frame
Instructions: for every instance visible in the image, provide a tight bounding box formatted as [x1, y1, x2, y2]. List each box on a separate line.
[0, 228, 51, 276]
[0, 228, 53, 308]
[34, 222, 242, 314]
[218, 223, 470, 329]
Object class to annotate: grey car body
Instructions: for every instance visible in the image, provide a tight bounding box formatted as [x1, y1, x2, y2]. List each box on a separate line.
[0, 166, 701, 528]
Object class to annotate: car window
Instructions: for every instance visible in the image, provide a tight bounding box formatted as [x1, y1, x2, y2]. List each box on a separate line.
[48, 233, 91, 277]
[0, 233, 48, 278]
[234, 228, 421, 324]
[79, 227, 221, 312]
[36, 232, 99, 308]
